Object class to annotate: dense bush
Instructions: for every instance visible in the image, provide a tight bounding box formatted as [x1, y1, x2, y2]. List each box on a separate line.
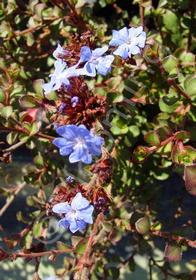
[0, 0, 196, 279]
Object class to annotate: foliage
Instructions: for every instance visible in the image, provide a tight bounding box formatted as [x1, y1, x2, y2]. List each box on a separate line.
[0, 0, 196, 279]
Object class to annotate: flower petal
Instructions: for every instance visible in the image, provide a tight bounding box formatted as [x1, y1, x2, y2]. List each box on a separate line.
[113, 44, 129, 59]
[58, 218, 70, 228]
[85, 136, 103, 156]
[53, 138, 74, 156]
[128, 45, 141, 56]
[78, 205, 94, 224]
[71, 193, 90, 210]
[56, 125, 79, 139]
[52, 202, 72, 214]
[69, 219, 80, 233]
[80, 46, 92, 62]
[84, 62, 96, 77]
[92, 45, 108, 57]
[69, 145, 92, 164]
[76, 219, 86, 230]
[96, 55, 114, 76]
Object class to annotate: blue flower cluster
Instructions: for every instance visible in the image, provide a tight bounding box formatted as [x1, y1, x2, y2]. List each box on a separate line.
[42, 26, 146, 95]
[45, 26, 146, 165]
[52, 192, 94, 233]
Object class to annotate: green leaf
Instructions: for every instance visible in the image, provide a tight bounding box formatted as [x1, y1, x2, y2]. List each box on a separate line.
[144, 131, 161, 146]
[4, 234, 21, 250]
[138, 238, 153, 253]
[151, 221, 163, 231]
[1, 106, 13, 118]
[75, 237, 89, 254]
[162, 10, 179, 33]
[164, 241, 182, 262]
[135, 217, 150, 235]
[163, 87, 180, 105]
[34, 155, 45, 169]
[128, 257, 136, 272]
[71, 236, 83, 247]
[19, 95, 38, 108]
[157, 142, 173, 156]
[33, 79, 44, 97]
[159, 97, 182, 113]
[20, 231, 33, 250]
[32, 221, 42, 238]
[172, 226, 194, 240]
[16, 211, 31, 223]
[101, 221, 112, 232]
[133, 146, 149, 162]
[56, 241, 73, 251]
[109, 229, 123, 243]
[107, 267, 119, 279]
[175, 131, 191, 142]
[26, 32, 34, 46]
[6, 132, 18, 145]
[184, 75, 196, 97]
[162, 56, 179, 79]
[0, 90, 6, 104]
[184, 164, 196, 195]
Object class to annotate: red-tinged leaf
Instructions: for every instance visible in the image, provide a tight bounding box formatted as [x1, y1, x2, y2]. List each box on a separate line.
[157, 126, 173, 141]
[133, 146, 150, 163]
[131, 87, 148, 105]
[144, 131, 161, 146]
[164, 241, 182, 262]
[135, 217, 150, 235]
[56, 241, 73, 251]
[185, 164, 196, 195]
[4, 234, 21, 249]
[162, 55, 178, 73]
[109, 229, 123, 243]
[172, 141, 185, 165]
[19, 95, 38, 108]
[175, 131, 192, 142]
[172, 226, 195, 240]
[0, 248, 9, 261]
[75, 237, 90, 254]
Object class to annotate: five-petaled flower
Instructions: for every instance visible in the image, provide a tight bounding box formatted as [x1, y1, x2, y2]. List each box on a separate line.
[41, 59, 84, 95]
[52, 192, 94, 233]
[53, 124, 104, 164]
[79, 46, 114, 76]
[109, 26, 146, 59]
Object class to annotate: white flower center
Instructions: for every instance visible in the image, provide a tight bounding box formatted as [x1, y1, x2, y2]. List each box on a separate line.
[75, 137, 85, 147]
[127, 36, 137, 46]
[90, 56, 98, 65]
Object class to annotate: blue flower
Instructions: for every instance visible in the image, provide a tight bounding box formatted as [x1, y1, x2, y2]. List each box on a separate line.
[42, 59, 85, 95]
[44, 276, 60, 280]
[109, 26, 146, 59]
[79, 46, 114, 76]
[52, 192, 94, 233]
[53, 124, 104, 164]
[53, 43, 67, 59]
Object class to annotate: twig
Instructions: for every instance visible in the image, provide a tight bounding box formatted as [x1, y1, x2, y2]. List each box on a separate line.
[83, 213, 103, 261]
[0, 182, 26, 217]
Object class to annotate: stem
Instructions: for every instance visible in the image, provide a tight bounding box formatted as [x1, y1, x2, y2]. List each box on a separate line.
[87, 173, 98, 190]
[139, 1, 145, 27]
[83, 213, 103, 261]
[187, 0, 196, 51]
[155, 57, 192, 104]
[13, 248, 73, 259]
[0, 182, 26, 217]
